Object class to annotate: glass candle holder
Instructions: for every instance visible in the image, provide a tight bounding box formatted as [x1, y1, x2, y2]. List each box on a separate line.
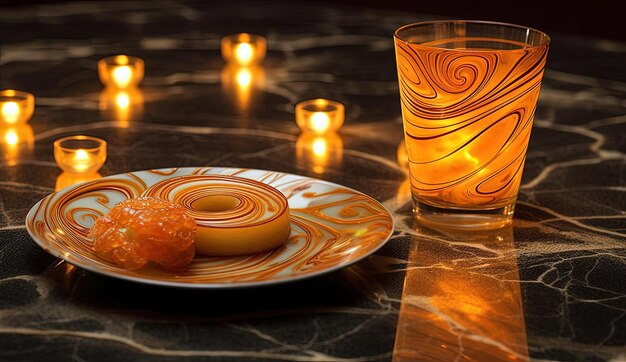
[221, 33, 267, 66]
[98, 55, 144, 89]
[0, 90, 35, 126]
[295, 98, 345, 135]
[54, 135, 107, 174]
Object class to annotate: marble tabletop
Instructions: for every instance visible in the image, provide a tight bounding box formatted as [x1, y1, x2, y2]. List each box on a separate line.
[0, 1, 625, 361]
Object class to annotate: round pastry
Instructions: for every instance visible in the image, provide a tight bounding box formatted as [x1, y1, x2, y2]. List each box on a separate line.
[143, 175, 291, 256]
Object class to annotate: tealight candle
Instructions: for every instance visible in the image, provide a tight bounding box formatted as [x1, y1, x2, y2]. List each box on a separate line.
[54, 135, 107, 174]
[0, 90, 34, 126]
[98, 55, 144, 89]
[221, 33, 267, 66]
[295, 98, 345, 135]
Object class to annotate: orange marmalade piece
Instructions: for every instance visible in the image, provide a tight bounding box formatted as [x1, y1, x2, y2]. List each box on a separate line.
[89, 197, 196, 270]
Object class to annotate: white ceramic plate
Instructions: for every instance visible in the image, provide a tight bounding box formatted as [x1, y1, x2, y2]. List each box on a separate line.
[26, 167, 394, 288]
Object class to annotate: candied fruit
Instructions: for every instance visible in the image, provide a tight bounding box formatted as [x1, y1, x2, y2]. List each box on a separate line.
[89, 197, 196, 270]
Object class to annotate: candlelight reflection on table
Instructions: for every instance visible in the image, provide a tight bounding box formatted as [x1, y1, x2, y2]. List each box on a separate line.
[56, 171, 102, 191]
[54, 135, 107, 174]
[0, 90, 34, 126]
[393, 224, 528, 361]
[221, 63, 265, 114]
[98, 55, 144, 89]
[221, 33, 267, 66]
[99, 86, 144, 127]
[296, 98, 344, 135]
[296, 133, 343, 174]
[397, 141, 409, 171]
[1, 124, 34, 166]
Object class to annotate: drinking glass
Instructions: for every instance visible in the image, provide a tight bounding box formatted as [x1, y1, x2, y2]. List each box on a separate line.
[394, 20, 549, 229]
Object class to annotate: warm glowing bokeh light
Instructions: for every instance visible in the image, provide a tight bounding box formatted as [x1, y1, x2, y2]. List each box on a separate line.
[312, 137, 327, 156]
[236, 68, 253, 88]
[234, 42, 254, 65]
[4, 129, 19, 145]
[112, 65, 133, 88]
[1, 102, 20, 124]
[115, 92, 130, 109]
[54, 136, 106, 174]
[115, 55, 129, 65]
[311, 112, 331, 133]
[295, 98, 345, 135]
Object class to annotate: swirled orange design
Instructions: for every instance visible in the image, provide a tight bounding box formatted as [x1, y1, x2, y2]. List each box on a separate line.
[25, 167, 394, 287]
[143, 175, 291, 256]
[396, 37, 548, 208]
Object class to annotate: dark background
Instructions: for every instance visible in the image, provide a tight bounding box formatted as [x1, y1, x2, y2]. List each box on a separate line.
[0, 0, 623, 41]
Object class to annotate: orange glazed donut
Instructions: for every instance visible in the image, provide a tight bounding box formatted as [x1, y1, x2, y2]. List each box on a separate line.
[143, 175, 291, 256]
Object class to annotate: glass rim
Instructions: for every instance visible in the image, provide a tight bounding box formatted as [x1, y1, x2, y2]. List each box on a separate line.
[222, 33, 267, 44]
[394, 20, 551, 51]
[295, 98, 345, 112]
[98, 55, 144, 66]
[0, 89, 34, 102]
[54, 135, 107, 152]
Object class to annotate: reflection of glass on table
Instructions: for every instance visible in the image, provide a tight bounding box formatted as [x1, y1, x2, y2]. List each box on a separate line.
[393, 224, 529, 361]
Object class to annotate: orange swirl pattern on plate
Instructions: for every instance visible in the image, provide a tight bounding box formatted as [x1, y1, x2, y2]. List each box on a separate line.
[396, 37, 548, 208]
[143, 175, 291, 256]
[26, 167, 394, 288]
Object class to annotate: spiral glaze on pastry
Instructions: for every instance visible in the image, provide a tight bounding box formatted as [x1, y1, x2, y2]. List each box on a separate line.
[143, 175, 291, 256]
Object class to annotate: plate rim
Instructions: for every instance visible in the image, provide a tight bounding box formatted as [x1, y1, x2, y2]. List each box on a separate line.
[26, 166, 395, 289]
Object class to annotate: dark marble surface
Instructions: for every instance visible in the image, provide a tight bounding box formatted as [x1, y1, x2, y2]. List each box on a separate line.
[0, 1, 625, 361]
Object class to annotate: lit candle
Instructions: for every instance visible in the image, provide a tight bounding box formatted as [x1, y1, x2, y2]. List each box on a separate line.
[54, 135, 106, 174]
[98, 55, 144, 89]
[295, 133, 343, 174]
[1, 124, 34, 166]
[295, 98, 345, 135]
[221, 33, 267, 66]
[0, 90, 35, 126]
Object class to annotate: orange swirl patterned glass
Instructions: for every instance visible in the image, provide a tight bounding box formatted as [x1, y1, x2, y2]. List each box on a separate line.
[394, 21, 549, 229]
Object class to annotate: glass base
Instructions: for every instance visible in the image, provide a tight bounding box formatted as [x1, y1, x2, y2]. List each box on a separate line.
[414, 199, 515, 230]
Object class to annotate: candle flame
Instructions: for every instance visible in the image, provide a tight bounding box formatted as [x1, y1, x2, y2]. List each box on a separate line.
[234, 42, 254, 65]
[75, 149, 89, 161]
[112, 65, 133, 88]
[1, 101, 20, 124]
[71, 149, 92, 173]
[311, 112, 331, 134]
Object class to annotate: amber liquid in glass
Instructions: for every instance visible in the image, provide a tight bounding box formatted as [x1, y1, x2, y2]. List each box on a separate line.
[396, 37, 548, 219]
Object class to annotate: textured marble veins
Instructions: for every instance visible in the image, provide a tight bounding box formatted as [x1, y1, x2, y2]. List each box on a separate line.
[0, 1, 624, 361]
